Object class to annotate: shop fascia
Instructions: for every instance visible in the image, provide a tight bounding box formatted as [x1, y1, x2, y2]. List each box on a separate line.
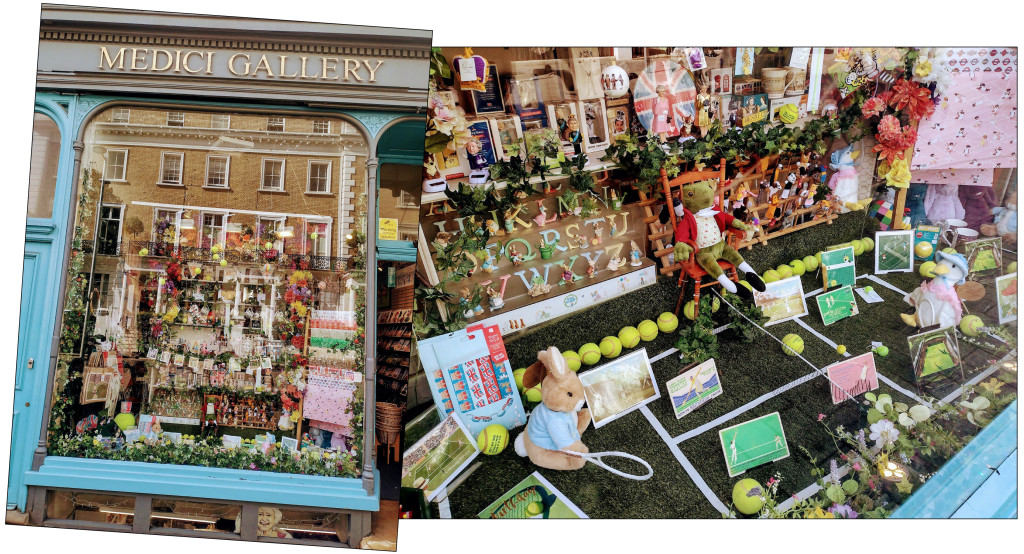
[97, 46, 386, 83]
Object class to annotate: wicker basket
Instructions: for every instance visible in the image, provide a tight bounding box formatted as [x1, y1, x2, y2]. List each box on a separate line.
[375, 402, 403, 461]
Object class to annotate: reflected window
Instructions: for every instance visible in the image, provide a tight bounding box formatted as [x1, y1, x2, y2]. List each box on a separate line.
[210, 114, 230, 129]
[312, 119, 331, 134]
[205, 155, 230, 188]
[166, 111, 184, 127]
[159, 152, 184, 185]
[261, 158, 284, 190]
[26, 112, 60, 219]
[103, 149, 128, 182]
[111, 108, 130, 124]
[267, 116, 285, 132]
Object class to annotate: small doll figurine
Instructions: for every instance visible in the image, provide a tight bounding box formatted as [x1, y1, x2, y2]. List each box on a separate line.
[695, 80, 712, 137]
[486, 285, 504, 310]
[577, 233, 589, 249]
[609, 222, 618, 237]
[610, 189, 622, 211]
[592, 227, 604, 245]
[629, 240, 643, 266]
[485, 219, 501, 236]
[503, 209, 517, 233]
[563, 114, 583, 155]
[528, 275, 552, 297]
[558, 262, 577, 285]
[586, 258, 597, 278]
[797, 152, 811, 176]
[460, 287, 483, 318]
[481, 254, 497, 273]
[606, 255, 626, 271]
[508, 244, 524, 266]
[652, 85, 672, 143]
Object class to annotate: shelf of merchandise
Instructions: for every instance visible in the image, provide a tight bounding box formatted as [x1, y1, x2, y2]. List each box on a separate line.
[375, 309, 412, 408]
[419, 158, 618, 204]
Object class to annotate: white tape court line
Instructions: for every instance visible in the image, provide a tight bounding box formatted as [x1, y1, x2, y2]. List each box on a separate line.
[866, 274, 910, 297]
[794, 317, 851, 358]
[640, 405, 730, 515]
[649, 348, 678, 364]
[675, 370, 822, 443]
[876, 373, 930, 407]
[775, 463, 851, 512]
[437, 496, 452, 519]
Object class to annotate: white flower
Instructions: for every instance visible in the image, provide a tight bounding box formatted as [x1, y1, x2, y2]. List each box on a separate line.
[897, 412, 916, 429]
[869, 419, 900, 448]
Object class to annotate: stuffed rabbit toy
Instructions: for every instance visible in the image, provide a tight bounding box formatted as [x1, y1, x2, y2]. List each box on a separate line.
[513, 346, 592, 470]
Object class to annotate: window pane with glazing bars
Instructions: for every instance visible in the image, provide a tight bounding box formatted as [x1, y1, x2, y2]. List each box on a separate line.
[161, 153, 183, 184]
[167, 112, 184, 126]
[211, 114, 230, 129]
[267, 116, 285, 132]
[111, 108, 130, 124]
[262, 160, 284, 190]
[98, 205, 121, 255]
[207, 156, 229, 187]
[308, 162, 330, 192]
[312, 119, 330, 134]
[104, 150, 127, 181]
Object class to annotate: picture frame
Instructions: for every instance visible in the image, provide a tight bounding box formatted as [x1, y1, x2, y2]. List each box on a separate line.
[280, 436, 299, 452]
[816, 285, 860, 326]
[719, 412, 790, 477]
[479, 472, 588, 519]
[578, 97, 610, 152]
[908, 327, 964, 384]
[683, 47, 707, 71]
[578, 348, 660, 429]
[734, 47, 755, 76]
[665, 359, 722, 419]
[401, 413, 480, 502]
[914, 225, 941, 262]
[605, 101, 630, 140]
[754, 276, 809, 326]
[961, 237, 1002, 279]
[825, 353, 879, 404]
[222, 435, 242, 449]
[546, 101, 582, 155]
[995, 272, 1017, 324]
[709, 68, 732, 95]
[874, 230, 915, 274]
[467, 63, 506, 114]
[487, 115, 524, 161]
[504, 76, 548, 125]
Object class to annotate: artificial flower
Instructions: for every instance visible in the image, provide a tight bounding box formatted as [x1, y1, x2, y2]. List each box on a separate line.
[869, 419, 900, 449]
[913, 59, 933, 79]
[895, 479, 914, 494]
[889, 79, 935, 121]
[978, 378, 1005, 395]
[817, 413, 826, 422]
[884, 157, 912, 189]
[803, 506, 836, 519]
[829, 503, 859, 519]
[861, 96, 886, 118]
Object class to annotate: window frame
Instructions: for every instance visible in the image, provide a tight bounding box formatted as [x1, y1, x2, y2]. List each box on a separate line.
[312, 119, 331, 134]
[158, 152, 185, 186]
[103, 148, 129, 182]
[204, 155, 231, 189]
[306, 160, 332, 194]
[166, 111, 185, 127]
[396, 189, 419, 209]
[266, 116, 285, 132]
[260, 158, 286, 191]
[111, 108, 130, 124]
[305, 218, 332, 259]
[97, 203, 125, 256]
[210, 114, 231, 129]
[200, 211, 229, 250]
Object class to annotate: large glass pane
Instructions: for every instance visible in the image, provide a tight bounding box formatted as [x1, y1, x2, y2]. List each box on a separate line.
[47, 106, 370, 478]
[27, 112, 60, 219]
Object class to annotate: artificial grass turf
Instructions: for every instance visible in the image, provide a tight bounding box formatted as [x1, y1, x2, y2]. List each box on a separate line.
[442, 211, 1017, 518]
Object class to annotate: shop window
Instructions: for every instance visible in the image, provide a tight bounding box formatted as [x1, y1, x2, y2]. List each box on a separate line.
[269, 508, 344, 543]
[307, 160, 331, 193]
[261, 158, 285, 190]
[159, 152, 184, 185]
[97, 204, 122, 256]
[397, 189, 418, 209]
[111, 108, 130, 124]
[26, 112, 60, 219]
[210, 113, 230, 129]
[267, 116, 285, 132]
[46, 491, 136, 526]
[312, 119, 331, 134]
[103, 149, 128, 182]
[150, 499, 239, 534]
[166, 111, 184, 127]
[201, 212, 227, 249]
[205, 155, 230, 188]
[258, 216, 285, 252]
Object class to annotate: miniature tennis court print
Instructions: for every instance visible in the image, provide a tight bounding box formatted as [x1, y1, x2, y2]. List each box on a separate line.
[718, 412, 791, 477]
[816, 285, 860, 325]
[907, 327, 964, 384]
[962, 237, 1002, 279]
[996, 272, 1017, 324]
[753, 276, 809, 326]
[578, 349, 660, 428]
[401, 413, 480, 501]
[874, 230, 915, 274]
[825, 352, 879, 404]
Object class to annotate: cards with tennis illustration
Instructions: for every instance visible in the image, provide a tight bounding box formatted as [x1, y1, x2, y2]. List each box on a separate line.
[666, 359, 722, 419]
[719, 412, 790, 477]
[825, 352, 879, 404]
[478, 472, 588, 519]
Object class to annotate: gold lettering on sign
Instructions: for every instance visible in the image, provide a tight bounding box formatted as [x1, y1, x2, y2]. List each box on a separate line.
[98, 46, 126, 70]
[278, 55, 297, 79]
[130, 48, 148, 71]
[300, 56, 319, 79]
[206, 52, 215, 75]
[363, 59, 384, 82]
[321, 57, 338, 81]
[228, 53, 250, 76]
[182, 51, 205, 74]
[343, 59, 363, 82]
[151, 50, 173, 72]
[252, 54, 274, 77]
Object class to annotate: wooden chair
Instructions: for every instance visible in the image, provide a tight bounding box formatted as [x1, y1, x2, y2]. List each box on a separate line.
[673, 228, 745, 316]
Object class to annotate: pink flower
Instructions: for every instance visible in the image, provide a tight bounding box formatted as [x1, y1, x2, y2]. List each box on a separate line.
[249, 463, 258, 470]
[853, 462, 862, 471]
[817, 413, 826, 421]
[767, 477, 778, 486]
[862, 97, 886, 117]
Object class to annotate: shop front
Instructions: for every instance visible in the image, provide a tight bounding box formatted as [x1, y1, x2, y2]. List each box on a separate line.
[9, 6, 428, 545]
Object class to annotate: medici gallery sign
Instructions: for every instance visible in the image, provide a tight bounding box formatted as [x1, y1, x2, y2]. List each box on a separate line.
[420, 184, 651, 323]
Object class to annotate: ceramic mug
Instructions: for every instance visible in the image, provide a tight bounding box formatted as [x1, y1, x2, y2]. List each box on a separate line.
[940, 218, 977, 247]
[785, 67, 806, 96]
[762, 68, 796, 99]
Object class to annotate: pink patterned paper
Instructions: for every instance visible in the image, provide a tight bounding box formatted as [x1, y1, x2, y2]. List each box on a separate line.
[913, 48, 1016, 172]
[914, 167, 994, 187]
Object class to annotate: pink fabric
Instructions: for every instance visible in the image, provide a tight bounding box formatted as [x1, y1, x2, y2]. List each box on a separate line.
[920, 280, 964, 321]
[913, 48, 1017, 171]
[915, 168, 993, 187]
[302, 383, 354, 427]
[924, 184, 966, 222]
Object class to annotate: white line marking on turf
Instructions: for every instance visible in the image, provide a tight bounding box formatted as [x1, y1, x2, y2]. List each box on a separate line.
[437, 496, 452, 519]
[794, 318, 851, 358]
[649, 348, 678, 363]
[803, 274, 868, 298]
[640, 405, 730, 515]
[866, 274, 910, 297]
[876, 373, 930, 407]
[939, 350, 1018, 405]
[775, 463, 851, 512]
[675, 371, 822, 443]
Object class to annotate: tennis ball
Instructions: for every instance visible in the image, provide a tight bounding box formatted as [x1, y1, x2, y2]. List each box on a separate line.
[738, 280, 753, 293]
[638, 320, 659, 341]
[776, 264, 793, 279]
[802, 255, 819, 271]
[815, 251, 824, 264]
[914, 241, 934, 259]
[113, 413, 136, 431]
[959, 315, 984, 337]
[836, 344, 847, 355]
[1007, 261, 1017, 273]
[524, 382, 543, 402]
[851, 240, 865, 256]
[861, 237, 874, 252]
[942, 247, 957, 255]
[525, 501, 544, 517]
[919, 261, 938, 278]
[789, 259, 806, 276]
[683, 301, 697, 321]
[562, 351, 582, 372]
[779, 103, 799, 124]
[782, 333, 804, 356]
[138, 248, 149, 256]
[657, 312, 679, 333]
[513, 368, 526, 391]
[711, 296, 721, 312]
[763, 269, 781, 284]
[600, 336, 623, 358]
[579, 343, 602, 365]
[873, 345, 889, 357]
[732, 479, 766, 515]
[220, 259, 228, 267]
[618, 326, 641, 349]
[477, 424, 509, 455]
[684, 299, 719, 320]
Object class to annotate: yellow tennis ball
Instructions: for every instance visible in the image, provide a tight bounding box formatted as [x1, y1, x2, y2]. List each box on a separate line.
[815, 251, 824, 264]
[763, 269, 780, 283]
[579, 343, 602, 365]
[733, 479, 766, 515]
[776, 264, 793, 279]
[637, 320, 659, 341]
[600, 336, 623, 358]
[789, 259, 806, 276]
[942, 247, 957, 255]
[513, 368, 526, 391]
[525, 501, 544, 517]
[919, 261, 937, 278]
[657, 312, 679, 333]
[861, 237, 874, 252]
[779, 103, 799, 124]
[851, 240, 865, 256]
[562, 351, 581, 372]
[618, 326, 641, 348]
[220, 259, 228, 267]
[914, 241, 933, 259]
[782, 333, 804, 356]
[524, 382, 543, 402]
[1007, 261, 1017, 273]
[959, 315, 984, 337]
[477, 424, 509, 455]
[738, 280, 753, 293]
[683, 300, 697, 321]
[802, 255, 818, 271]
[836, 344, 847, 355]
[138, 248, 149, 256]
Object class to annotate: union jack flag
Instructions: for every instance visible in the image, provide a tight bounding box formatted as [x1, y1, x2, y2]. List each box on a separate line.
[633, 59, 696, 136]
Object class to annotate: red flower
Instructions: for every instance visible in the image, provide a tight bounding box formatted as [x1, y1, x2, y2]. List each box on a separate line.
[889, 79, 935, 121]
[861, 97, 886, 118]
[291, 336, 304, 349]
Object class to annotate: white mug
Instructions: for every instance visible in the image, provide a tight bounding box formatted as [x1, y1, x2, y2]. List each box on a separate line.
[939, 218, 968, 246]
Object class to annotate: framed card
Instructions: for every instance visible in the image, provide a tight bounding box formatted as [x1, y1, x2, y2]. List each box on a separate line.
[479, 472, 588, 519]
[754, 276, 809, 326]
[719, 412, 790, 477]
[401, 413, 480, 502]
[468, 64, 506, 114]
[202, 358, 215, 371]
[261, 356, 273, 370]
[146, 348, 158, 360]
[160, 351, 171, 364]
[187, 356, 200, 372]
[665, 359, 722, 419]
[995, 272, 1017, 324]
[735, 47, 755, 76]
[961, 237, 1002, 279]
[825, 353, 879, 404]
[874, 230, 915, 274]
[222, 435, 242, 448]
[173, 353, 185, 367]
[578, 348, 660, 429]
[683, 47, 707, 71]
[816, 285, 859, 325]
[908, 327, 964, 384]
[280, 437, 299, 452]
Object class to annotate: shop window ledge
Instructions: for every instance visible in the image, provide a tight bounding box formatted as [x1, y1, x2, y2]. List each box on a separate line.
[891, 400, 1017, 519]
[24, 457, 379, 511]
